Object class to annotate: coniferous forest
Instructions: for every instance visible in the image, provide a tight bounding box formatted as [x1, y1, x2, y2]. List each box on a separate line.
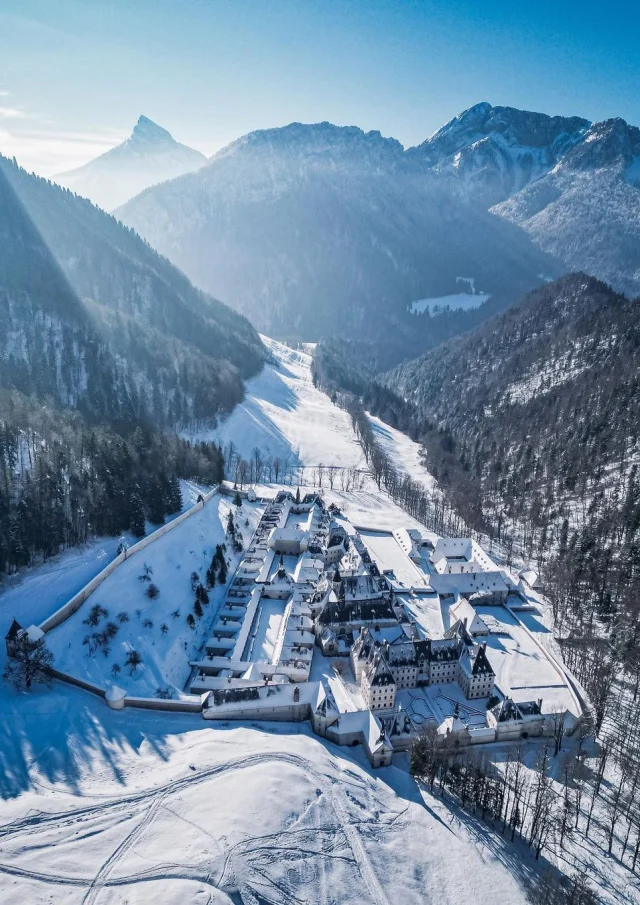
[0, 155, 262, 578]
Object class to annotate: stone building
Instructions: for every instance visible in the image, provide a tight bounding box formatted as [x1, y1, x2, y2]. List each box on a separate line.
[361, 649, 397, 711]
[457, 642, 495, 699]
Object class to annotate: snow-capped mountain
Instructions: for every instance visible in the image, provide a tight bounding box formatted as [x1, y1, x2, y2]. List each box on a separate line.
[116, 120, 556, 350]
[493, 117, 640, 298]
[410, 102, 590, 207]
[55, 115, 207, 211]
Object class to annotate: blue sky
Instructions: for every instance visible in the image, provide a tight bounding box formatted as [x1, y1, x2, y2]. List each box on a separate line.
[0, 0, 638, 175]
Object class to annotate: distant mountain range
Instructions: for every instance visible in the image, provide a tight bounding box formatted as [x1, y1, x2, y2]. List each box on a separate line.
[112, 102, 640, 350]
[494, 117, 640, 299]
[114, 119, 557, 353]
[55, 115, 206, 211]
[409, 101, 591, 207]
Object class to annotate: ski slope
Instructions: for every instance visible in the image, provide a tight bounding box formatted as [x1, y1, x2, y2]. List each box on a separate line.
[367, 412, 437, 493]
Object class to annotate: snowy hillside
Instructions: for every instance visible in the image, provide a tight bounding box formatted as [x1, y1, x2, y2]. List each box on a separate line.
[56, 116, 206, 211]
[194, 337, 368, 471]
[493, 118, 640, 297]
[46, 494, 265, 698]
[0, 701, 533, 905]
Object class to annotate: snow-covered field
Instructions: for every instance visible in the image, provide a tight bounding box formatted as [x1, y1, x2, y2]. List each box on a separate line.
[192, 337, 367, 470]
[45, 495, 264, 697]
[0, 695, 534, 905]
[410, 291, 490, 314]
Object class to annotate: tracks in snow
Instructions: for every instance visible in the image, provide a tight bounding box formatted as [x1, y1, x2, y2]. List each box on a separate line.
[0, 749, 391, 905]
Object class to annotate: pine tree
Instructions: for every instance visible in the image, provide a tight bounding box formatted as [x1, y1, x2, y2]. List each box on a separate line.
[3, 633, 53, 689]
[125, 649, 142, 674]
[129, 488, 146, 538]
[166, 475, 182, 513]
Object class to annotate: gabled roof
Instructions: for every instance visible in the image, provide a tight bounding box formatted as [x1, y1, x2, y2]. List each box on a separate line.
[365, 650, 395, 687]
[449, 598, 489, 636]
[470, 643, 494, 676]
[459, 643, 494, 678]
[313, 682, 338, 716]
[5, 618, 22, 641]
[242, 663, 263, 682]
[26, 625, 44, 643]
[366, 711, 393, 754]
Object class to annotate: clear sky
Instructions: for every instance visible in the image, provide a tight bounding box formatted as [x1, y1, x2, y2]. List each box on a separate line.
[1, 0, 638, 175]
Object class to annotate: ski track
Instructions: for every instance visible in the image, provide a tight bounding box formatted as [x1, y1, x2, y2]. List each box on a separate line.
[0, 749, 390, 905]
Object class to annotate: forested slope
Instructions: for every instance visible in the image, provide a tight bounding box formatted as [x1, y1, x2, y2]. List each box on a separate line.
[0, 158, 263, 575]
[0, 155, 264, 429]
[384, 274, 640, 640]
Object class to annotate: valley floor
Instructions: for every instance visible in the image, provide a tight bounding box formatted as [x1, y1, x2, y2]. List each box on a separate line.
[0, 338, 636, 905]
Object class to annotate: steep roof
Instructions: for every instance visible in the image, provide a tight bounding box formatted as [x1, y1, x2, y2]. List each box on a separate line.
[5, 618, 22, 641]
[459, 643, 495, 678]
[365, 650, 396, 687]
[351, 627, 375, 660]
[449, 598, 489, 635]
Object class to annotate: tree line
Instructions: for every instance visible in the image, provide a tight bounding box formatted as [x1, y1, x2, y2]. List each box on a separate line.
[0, 389, 224, 578]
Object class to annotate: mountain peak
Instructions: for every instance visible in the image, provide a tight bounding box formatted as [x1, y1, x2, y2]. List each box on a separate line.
[410, 102, 591, 207]
[211, 120, 405, 168]
[130, 115, 174, 144]
[55, 116, 206, 211]
[559, 116, 640, 173]
[422, 103, 590, 154]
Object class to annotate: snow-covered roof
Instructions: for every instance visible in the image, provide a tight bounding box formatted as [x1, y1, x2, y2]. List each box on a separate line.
[105, 685, 127, 704]
[333, 709, 393, 755]
[242, 663, 263, 682]
[430, 571, 508, 597]
[458, 643, 494, 678]
[449, 598, 489, 636]
[437, 712, 469, 736]
[26, 625, 45, 643]
[365, 650, 396, 687]
[5, 618, 22, 640]
[519, 568, 539, 587]
[430, 537, 498, 574]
